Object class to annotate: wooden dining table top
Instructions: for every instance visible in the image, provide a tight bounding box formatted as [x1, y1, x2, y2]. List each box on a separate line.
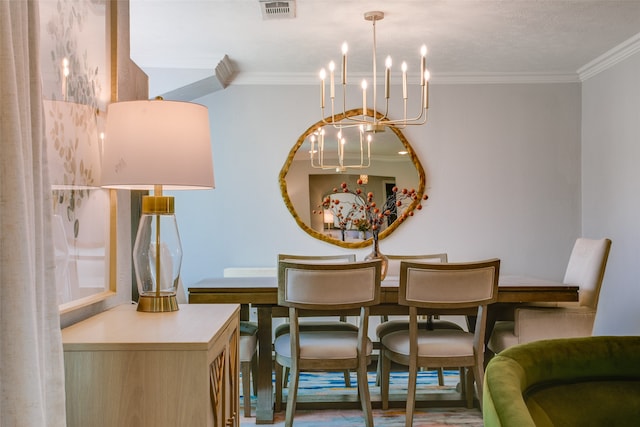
[188, 275, 579, 305]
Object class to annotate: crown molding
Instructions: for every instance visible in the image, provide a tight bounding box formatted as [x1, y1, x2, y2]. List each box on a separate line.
[429, 72, 579, 85]
[232, 71, 579, 86]
[578, 32, 640, 81]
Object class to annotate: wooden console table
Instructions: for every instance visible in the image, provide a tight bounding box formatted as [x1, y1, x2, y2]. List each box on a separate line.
[62, 303, 240, 427]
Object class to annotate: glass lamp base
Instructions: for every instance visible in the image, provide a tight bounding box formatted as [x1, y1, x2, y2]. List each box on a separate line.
[137, 294, 179, 312]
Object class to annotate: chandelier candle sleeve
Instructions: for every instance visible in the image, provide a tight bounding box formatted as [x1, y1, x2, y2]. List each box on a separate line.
[320, 69, 326, 109]
[402, 62, 408, 99]
[385, 56, 391, 99]
[342, 42, 348, 85]
[362, 80, 367, 113]
[329, 61, 335, 98]
[421, 45, 427, 86]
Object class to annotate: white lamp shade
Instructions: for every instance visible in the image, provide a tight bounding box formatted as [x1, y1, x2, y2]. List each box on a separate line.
[101, 99, 214, 190]
[323, 209, 334, 224]
[44, 100, 101, 188]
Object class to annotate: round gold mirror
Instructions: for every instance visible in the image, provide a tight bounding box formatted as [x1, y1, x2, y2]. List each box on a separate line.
[279, 109, 426, 249]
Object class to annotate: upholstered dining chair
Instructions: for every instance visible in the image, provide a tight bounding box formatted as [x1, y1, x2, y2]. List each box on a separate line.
[274, 260, 382, 427]
[488, 237, 611, 354]
[276, 253, 357, 388]
[375, 253, 464, 386]
[379, 258, 500, 424]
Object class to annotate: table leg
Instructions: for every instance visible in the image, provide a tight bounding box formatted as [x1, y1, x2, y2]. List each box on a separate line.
[255, 305, 274, 424]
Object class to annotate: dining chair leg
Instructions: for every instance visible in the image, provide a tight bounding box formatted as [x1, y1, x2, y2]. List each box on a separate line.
[473, 359, 485, 410]
[380, 349, 391, 410]
[375, 350, 384, 386]
[284, 365, 300, 427]
[343, 370, 352, 387]
[406, 359, 418, 427]
[357, 361, 374, 427]
[465, 367, 474, 409]
[251, 351, 259, 399]
[437, 368, 445, 386]
[459, 367, 466, 395]
[275, 363, 283, 412]
[283, 366, 289, 388]
[241, 361, 252, 417]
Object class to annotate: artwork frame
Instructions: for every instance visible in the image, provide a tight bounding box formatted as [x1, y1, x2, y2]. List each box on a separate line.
[40, 0, 117, 312]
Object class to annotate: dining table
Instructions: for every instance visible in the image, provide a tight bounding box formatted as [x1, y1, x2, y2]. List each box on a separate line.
[189, 275, 578, 424]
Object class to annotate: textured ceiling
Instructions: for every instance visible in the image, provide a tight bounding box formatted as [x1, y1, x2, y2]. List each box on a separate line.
[130, 0, 640, 95]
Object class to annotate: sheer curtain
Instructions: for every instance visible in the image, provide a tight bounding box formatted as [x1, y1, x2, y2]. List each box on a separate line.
[0, 0, 67, 425]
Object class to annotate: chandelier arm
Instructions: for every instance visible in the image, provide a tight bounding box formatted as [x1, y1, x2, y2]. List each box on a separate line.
[382, 111, 429, 129]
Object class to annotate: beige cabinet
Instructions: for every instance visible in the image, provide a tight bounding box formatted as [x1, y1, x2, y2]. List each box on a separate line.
[62, 303, 240, 427]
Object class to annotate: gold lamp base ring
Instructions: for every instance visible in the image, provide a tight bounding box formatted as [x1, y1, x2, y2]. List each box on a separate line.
[137, 294, 179, 312]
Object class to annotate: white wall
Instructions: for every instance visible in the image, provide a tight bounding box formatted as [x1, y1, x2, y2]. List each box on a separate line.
[172, 82, 582, 291]
[582, 52, 640, 335]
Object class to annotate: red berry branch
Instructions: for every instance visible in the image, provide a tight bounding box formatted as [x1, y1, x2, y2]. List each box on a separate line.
[313, 179, 428, 242]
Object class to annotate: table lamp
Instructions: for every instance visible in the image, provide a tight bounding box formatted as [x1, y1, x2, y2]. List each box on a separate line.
[102, 98, 214, 312]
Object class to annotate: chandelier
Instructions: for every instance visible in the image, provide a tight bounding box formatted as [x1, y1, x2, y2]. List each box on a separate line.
[309, 123, 371, 172]
[319, 11, 431, 133]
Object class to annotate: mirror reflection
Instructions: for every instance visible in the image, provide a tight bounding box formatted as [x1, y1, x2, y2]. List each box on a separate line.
[280, 109, 426, 249]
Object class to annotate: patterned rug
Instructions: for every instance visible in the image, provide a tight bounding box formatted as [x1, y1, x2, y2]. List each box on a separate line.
[240, 370, 484, 426]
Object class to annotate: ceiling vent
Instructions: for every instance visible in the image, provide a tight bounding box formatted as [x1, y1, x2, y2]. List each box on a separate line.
[259, 0, 296, 20]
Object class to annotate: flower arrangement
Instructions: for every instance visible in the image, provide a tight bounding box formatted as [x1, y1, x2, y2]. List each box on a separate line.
[316, 179, 428, 243]
[315, 179, 428, 278]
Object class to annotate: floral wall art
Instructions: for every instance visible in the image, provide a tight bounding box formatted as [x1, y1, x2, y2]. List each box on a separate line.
[40, 0, 110, 305]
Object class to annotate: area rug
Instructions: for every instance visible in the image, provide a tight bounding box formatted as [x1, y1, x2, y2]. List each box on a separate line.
[239, 370, 484, 426]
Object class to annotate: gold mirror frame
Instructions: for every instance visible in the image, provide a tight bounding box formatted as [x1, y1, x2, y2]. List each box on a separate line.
[279, 109, 426, 249]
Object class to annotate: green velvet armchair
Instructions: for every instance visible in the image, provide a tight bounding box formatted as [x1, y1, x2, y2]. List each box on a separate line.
[483, 336, 640, 427]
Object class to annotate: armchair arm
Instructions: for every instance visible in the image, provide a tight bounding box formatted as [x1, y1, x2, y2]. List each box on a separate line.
[514, 306, 596, 344]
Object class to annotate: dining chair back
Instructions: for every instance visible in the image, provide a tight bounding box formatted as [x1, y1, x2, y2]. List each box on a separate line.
[379, 258, 500, 425]
[274, 259, 382, 427]
[375, 253, 459, 387]
[385, 253, 448, 279]
[564, 237, 611, 309]
[278, 253, 356, 263]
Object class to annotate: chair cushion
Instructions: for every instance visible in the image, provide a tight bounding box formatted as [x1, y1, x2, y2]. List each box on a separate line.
[376, 319, 463, 338]
[275, 321, 358, 338]
[274, 330, 373, 359]
[382, 329, 474, 358]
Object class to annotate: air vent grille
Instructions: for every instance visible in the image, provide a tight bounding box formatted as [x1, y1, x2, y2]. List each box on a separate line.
[259, 0, 296, 20]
